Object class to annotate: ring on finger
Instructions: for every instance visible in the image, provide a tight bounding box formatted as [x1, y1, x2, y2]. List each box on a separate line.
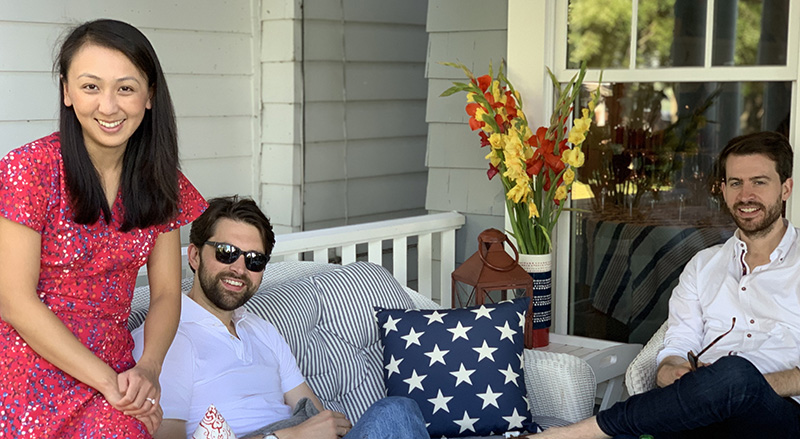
[146, 397, 156, 405]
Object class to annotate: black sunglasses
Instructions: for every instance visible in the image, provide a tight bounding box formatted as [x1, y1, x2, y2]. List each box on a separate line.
[687, 317, 736, 371]
[204, 241, 269, 272]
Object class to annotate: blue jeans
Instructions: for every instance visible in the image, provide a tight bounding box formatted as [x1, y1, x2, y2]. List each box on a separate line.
[596, 356, 800, 438]
[344, 396, 428, 439]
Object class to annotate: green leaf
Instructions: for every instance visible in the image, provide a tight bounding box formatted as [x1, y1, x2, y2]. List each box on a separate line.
[440, 61, 475, 81]
[440, 84, 467, 97]
[439, 81, 473, 96]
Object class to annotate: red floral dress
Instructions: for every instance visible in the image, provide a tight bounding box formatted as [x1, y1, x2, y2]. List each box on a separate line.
[0, 133, 207, 438]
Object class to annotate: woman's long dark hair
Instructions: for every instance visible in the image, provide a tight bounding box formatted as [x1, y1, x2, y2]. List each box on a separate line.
[56, 19, 179, 232]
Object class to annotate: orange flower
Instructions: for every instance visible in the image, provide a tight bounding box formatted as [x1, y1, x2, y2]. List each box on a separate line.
[526, 127, 566, 177]
[474, 75, 492, 92]
[466, 103, 487, 131]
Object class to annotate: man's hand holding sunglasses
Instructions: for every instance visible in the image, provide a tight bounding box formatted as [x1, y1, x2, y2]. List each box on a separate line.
[657, 317, 737, 387]
[656, 356, 695, 387]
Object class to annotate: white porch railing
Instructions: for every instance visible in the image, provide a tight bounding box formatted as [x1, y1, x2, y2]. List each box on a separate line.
[139, 211, 465, 307]
[271, 211, 465, 307]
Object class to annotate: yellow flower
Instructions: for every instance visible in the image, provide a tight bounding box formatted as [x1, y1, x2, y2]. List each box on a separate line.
[504, 131, 525, 157]
[528, 201, 539, 218]
[492, 80, 501, 102]
[554, 185, 567, 201]
[474, 106, 487, 124]
[568, 108, 592, 145]
[467, 92, 477, 103]
[577, 108, 592, 130]
[563, 168, 575, 185]
[503, 158, 526, 181]
[507, 181, 530, 203]
[489, 133, 505, 150]
[562, 147, 585, 168]
[484, 149, 502, 167]
[568, 130, 586, 145]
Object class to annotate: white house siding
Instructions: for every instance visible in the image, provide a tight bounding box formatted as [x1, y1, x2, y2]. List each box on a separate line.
[425, 0, 508, 262]
[260, 0, 302, 234]
[299, 0, 429, 231]
[0, 0, 259, 242]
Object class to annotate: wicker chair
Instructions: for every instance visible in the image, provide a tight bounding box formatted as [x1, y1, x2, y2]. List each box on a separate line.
[625, 321, 668, 395]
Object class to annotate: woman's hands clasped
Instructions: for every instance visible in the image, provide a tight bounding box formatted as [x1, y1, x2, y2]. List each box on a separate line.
[100, 360, 163, 434]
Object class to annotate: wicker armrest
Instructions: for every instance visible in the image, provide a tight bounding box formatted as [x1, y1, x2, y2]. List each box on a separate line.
[524, 349, 596, 424]
[625, 321, 668, 395]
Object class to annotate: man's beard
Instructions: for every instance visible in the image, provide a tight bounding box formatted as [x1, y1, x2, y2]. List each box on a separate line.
[731, 197, 783, 239]
[197, 258, 257, 311]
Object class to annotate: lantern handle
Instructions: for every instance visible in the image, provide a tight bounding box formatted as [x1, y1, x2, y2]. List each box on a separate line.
[478, 234, 519, 272]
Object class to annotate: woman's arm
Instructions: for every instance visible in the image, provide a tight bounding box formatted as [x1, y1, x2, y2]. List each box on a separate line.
[118, 229, 182, 417]
[0, 217, 122, 402]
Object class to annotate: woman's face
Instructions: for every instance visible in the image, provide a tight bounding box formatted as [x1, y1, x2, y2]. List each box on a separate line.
[62, 44, 152, 155]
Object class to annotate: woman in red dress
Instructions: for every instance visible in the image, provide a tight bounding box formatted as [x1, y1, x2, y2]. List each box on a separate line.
[0, 20, 206, 437]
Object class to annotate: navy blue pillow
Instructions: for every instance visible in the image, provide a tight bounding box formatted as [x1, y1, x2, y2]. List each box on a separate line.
[375, 298, 538, 437]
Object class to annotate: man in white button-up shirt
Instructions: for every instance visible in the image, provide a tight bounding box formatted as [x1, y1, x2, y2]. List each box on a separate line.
[531, 131, 800, 439]
[133, 196, 427, 439]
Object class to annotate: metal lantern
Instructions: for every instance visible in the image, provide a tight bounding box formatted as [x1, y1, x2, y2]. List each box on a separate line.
[451, 228, 534, 348]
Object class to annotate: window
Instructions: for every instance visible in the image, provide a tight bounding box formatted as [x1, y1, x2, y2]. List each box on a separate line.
[549, 0, 795, 343]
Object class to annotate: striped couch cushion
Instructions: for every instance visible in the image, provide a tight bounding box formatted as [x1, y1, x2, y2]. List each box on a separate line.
[245, 261, 415, 422]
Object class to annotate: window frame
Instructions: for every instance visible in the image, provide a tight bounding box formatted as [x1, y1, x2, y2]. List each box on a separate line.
[508, 0, 800, 334]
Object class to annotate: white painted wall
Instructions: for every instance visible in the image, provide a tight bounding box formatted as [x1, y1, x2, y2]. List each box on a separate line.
[0, 0, 259, 242]
[424, 0, 508, 262]
[300, 0, 430, 231]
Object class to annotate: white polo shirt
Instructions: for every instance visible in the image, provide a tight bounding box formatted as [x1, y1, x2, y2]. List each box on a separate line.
[132, 294, 305, 438]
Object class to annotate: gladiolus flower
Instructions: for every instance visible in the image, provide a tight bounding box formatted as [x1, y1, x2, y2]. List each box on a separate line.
[445, 59, 596, 256]
[489, 133, 505, 150]
[554, 185, 567, 201]
[487, 163, 499, 180]
[466, 103, 488, 131]
[479, 131, 491, 147]
[527, 201, 540, 218]
[568, 130, 586, 145]
[485, 149, 502, 167]
[526, 157, 544, 177]
[507, 182, 530, 203]
[562, 147, 585, 168]
[563, 168, 575, 185]
[475, 75, 492, 92]
[568, 108, 592, 145]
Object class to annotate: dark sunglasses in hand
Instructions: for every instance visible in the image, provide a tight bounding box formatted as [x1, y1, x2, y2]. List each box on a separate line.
[204, 241, 269, 272]
[687, 317, 736, 371]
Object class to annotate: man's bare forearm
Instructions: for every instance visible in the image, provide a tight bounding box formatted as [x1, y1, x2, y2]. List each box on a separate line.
[764, 367, 800, 397]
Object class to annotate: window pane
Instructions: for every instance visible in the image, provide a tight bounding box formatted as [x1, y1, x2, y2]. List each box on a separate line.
[568, 0, 632, 68]
[712, 0, 789, 66]
[569, 80, 790, 343]
[637, 0, 707, 68]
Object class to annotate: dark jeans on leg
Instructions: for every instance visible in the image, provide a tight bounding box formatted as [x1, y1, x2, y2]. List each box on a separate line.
[596, 356, 800, 439]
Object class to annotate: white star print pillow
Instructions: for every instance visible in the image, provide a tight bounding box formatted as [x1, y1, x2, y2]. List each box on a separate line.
[375, 297, 538, 437]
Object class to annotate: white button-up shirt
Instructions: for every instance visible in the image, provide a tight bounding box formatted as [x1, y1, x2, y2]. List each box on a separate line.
[132, 294, 305, 438]
[657, 220, 800, 401]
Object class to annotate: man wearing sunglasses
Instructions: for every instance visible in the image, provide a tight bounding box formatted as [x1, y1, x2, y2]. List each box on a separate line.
[529, 131, 800, 439]
[132, 196, 426, 439]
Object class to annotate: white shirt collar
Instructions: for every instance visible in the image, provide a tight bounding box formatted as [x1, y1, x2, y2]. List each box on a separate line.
[731, 219, 796, 264]
[180, 293, 248, 326]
